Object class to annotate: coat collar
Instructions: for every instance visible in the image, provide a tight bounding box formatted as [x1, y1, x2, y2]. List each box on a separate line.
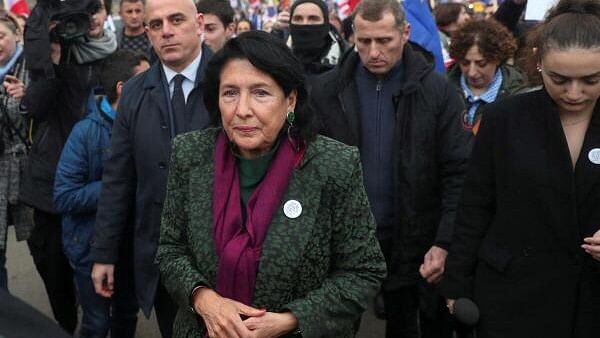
[142, 43, 213, 90]
[336, 42, 433, 95]
[447, 63, 526, 100]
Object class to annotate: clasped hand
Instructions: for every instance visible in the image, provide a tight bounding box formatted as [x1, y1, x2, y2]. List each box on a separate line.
[194, 288, 298, 338]
[419, 245, 448, 284]
[582, 229, 600, 261]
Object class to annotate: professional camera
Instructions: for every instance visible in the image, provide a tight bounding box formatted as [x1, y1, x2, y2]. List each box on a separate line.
[48, 0, 103, 42]
[24, 0, 105, 79]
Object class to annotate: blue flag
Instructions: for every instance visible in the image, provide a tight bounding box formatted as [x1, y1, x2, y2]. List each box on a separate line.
[403, 0, 445, 73]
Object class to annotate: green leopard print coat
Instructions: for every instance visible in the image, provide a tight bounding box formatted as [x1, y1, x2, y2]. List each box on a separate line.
[157, 128, 387, 338]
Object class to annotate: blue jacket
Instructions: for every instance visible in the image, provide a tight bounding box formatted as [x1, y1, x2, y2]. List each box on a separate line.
[54, 96, 114, 266]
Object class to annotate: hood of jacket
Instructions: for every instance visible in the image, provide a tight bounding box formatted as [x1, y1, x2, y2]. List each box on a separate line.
[84, 94, 114, 131]
[447, 63, 526, 99]
[336, 42, 434, 95]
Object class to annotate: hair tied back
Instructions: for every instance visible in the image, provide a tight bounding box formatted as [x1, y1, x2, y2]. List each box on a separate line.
[546, 0, 600, 21]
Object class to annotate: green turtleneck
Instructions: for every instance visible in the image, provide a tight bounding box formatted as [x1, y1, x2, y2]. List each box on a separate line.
[235, 142, 279, 206]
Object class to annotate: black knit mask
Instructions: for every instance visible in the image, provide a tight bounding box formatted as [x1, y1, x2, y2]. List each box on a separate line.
[290, 23, 330, 53]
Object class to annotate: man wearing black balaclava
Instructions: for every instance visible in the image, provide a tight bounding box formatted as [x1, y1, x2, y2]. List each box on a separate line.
[275, 0, 346, 75]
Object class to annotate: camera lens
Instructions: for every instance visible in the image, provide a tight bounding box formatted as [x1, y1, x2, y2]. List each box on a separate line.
[63, 21, 78, 36]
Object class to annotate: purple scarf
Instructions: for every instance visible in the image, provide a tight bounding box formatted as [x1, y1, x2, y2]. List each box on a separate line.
[212, 130, 305, 305]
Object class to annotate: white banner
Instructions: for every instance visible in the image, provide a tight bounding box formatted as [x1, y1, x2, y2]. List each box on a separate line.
[525, 0, 559, 21]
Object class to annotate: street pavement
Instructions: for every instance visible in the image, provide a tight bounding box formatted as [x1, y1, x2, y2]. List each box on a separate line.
[5, 227, 385, 337]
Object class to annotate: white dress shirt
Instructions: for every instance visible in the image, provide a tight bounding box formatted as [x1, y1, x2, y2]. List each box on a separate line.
[162, 50, 203, 103]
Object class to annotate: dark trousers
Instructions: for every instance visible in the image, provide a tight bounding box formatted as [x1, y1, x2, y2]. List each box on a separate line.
[383, 285, 454, 338]
[155, 280, 178, 338]
[27, 209, 78, 334]
[378, 238, 457, 338]
[71, 255, 138, 338]
[1, 221, 7, 291]
[0, 248, 6, 291]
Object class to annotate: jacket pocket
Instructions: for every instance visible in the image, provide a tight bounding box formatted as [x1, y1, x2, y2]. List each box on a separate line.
[63, 219, 93, 266]
[478, 241, 513, 273]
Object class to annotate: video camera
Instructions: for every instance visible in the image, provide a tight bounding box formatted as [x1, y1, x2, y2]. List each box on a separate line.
[48, 0, 103, 42]
[24, 0, 104, 79]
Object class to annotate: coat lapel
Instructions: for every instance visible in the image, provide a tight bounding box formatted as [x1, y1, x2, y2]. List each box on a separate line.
[194, 44, 212, 88]
[574, 103, 600, 210]
[187, 134, 219, 287]
[540, 90, 579, 249]
[253, 148, 321, 308]
[144, 63, 172, 157]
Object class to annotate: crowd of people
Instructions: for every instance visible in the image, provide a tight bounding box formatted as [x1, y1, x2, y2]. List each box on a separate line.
[0, 0, 599, 337]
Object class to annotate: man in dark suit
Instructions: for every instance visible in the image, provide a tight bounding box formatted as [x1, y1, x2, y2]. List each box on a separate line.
[89, 0, 212, 337]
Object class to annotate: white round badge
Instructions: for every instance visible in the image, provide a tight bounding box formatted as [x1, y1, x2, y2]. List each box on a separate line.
[283, 200, 302, 219]
[588, 148, 600, 165]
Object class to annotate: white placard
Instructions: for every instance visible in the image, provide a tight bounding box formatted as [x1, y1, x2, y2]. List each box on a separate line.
[525, 0, 558, 21]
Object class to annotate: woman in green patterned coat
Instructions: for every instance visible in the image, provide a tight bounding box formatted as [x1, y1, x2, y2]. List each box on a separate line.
[157, 31, 386, 338]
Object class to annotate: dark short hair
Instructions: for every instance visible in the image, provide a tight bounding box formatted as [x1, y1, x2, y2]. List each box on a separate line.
[104, 0, 112, 14]
[100, 50, 149, 104]
[434, 3, 468, 27]
[196, 0, 234, 27]
[120, 0, 145, 7]
[524, 0, 600, 84]
[203, 31, 318, 144]
[353, 0, 405, 28]
[236, 18, 253, 32]
[342, 15, 354, 40]
[450, 18, 517, 64]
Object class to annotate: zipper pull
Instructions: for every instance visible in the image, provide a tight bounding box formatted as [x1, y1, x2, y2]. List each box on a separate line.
[376, 81, 382, 92]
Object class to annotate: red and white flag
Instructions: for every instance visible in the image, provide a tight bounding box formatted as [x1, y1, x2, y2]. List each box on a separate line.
[4, 0, 30, 16]
[336, 0, 360, 19]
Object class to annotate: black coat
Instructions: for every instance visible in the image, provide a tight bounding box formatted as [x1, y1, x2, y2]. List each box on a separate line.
[310, 44, 470, 288]
[20, 60, 103, 213]
[441, 89, 600, 338]
[90, 46, 213, 315]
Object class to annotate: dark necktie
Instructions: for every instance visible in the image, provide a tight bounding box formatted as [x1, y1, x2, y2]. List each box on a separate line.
[171, 74, 187, 134]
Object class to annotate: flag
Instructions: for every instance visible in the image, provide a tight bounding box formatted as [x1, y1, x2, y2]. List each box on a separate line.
[403, 0, 445, 73]
[248, 0, 261, 9]
[4, 0, 30, 16]
[265, 0, 277, 18]
[336, 0, 360, 19]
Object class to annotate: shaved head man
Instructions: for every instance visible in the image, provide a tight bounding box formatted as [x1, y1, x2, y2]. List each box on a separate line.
[145, 0, 203, 71]
[90, 0, 213, 337]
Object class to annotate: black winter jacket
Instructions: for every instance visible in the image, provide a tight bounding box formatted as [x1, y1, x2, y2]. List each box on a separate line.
[20, 60, 103, 213]
[311, 44, 470, 288]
